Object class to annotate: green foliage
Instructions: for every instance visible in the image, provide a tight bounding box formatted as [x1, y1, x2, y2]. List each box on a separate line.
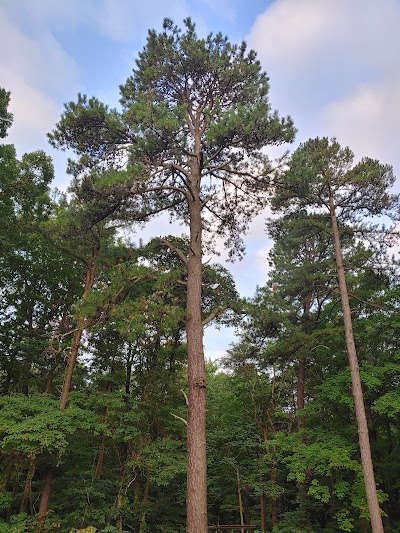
[0, 87, 13, 138]
[273, 137, 398, 234]
[48, 94, 126, 167]
[335, 509, 353, 532]
[0, 513, 32, 533]
[2, 22, 400, 533]
[0, 395, 102, 458]
[50, 19, 295, 260]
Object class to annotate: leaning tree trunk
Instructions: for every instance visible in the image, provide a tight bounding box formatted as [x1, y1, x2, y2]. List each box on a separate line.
[235, 467, 245, 533]
[297, 355, 306, 431]
[186, 181, 208, 532]
[37, 258, 96, 525]
[296, 353, 308, 511]
[60, 258, 96, 409]
[329, 192, 383, 533]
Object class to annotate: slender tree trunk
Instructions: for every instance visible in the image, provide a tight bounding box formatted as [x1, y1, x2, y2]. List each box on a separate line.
[114, 467, 126, 532]
[243, 492, 251, 531]
[94, 381, 114, 481]
[60, 258, 96, 409]
[43, 312, 69, 394]
[297, 355, 306, 430]
[235, 467, 245, 533]
[265, 409, 279, 529]
[259, 460, 267, 532]
[95, 435, 106, 481]
[0, 463, 11, 492]
[270, 461, 278, 529]
[22, 305, 34, 396]
[186, 187, 208, 532]
[37, 466, 53, 523]
[38, 328, 85, 524]
[297, 355, 308, 510]
[43, 365, 56, 394]
[113, 442, 130, 532]
[59, 328, 84, 409]
[329, 194, 383, 533]
[19, 457, 36, 514]
[37, 258, 96, 525]
[139, 466, 151, 533]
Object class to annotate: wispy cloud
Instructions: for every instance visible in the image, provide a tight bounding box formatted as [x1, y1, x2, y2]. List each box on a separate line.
[248, 0, 400, 174]
[0, 4, 79, 177]
[324, 76, 400, 171]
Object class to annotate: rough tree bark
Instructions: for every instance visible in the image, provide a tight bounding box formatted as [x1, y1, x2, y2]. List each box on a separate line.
[328, 188, 383, 533]
[60, 258, 96, 409]
[186, 183, 208, 532]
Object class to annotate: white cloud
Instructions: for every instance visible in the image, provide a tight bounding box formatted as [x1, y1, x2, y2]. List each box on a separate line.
[205, 349, 229, 363]
[2, 0, 92, 30]
[249, 0, 341, 71]
[0, 0, 207, 175]
[247, 0, 400, 175]
[5, 74, 60, 152]
[324, 76, 400, 169]
[249, 0, 400, 77]
[0, 4, 79, 178]
[1, 13, 77, 95]
[2, 0, 217, 44]
[255, 244, 273, 277]
[92, 0, 189, 42]
[5, 0, 192, 43]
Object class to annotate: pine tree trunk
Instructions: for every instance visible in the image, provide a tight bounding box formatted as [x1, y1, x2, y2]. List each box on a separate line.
[37, 258, 96, 524]
[270, 462, 278, 529]
[60, 258, 96, 409]
[329, 193, 383, 533]
[297, 355, 306, 430]
[59, 328, 84, 409]
[297, 356, 306, 431]
[236, 467, 245, 533]
[19, 457, 35, 514]
[114, 450, 128, 531]
[297, 355, 308, 511]
[186, 188, 208, 533]
[139, 466, 151, 533]
[259, 461, 267, 532]
[37, 466, 53, 525]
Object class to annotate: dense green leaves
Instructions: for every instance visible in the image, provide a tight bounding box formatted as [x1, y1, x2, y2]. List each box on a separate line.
[0, 88, 13, 138]
[2, 21, 400, 533]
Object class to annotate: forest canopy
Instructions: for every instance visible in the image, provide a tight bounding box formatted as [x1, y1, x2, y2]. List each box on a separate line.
[1, 17, 399, 533]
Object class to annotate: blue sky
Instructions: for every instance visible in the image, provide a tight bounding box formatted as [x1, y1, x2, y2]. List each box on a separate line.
[2, 0, 400, 359]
